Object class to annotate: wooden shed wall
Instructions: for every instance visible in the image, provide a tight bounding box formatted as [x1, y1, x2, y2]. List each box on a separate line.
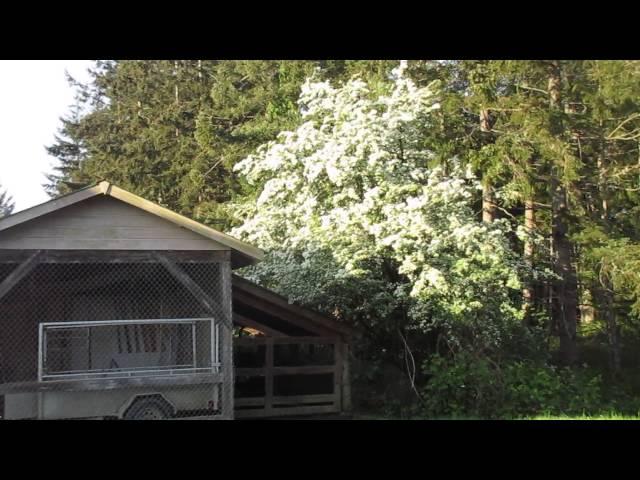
[0, 196, 228, 251]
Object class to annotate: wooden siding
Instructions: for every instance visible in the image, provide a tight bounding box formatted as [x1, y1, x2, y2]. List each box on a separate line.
[0, 196, 229, 251]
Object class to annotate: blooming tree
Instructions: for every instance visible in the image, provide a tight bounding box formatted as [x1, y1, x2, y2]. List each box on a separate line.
[231, 63, 533, 355]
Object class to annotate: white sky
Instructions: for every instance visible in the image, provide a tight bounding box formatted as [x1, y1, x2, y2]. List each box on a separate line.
[0, 60, 95, 212]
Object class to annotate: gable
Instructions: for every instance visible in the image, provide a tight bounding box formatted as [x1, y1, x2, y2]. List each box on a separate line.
[0, 196, 229, 251]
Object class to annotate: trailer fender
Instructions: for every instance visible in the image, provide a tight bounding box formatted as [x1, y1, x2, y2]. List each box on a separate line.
[118, 393, 176, 419]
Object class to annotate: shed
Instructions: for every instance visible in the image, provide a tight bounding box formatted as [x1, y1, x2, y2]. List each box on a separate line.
[0, 181, 353, 420]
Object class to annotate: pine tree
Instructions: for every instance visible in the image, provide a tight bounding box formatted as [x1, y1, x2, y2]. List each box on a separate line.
[0, 183, 15, 217]
[46, 60, 398, 229]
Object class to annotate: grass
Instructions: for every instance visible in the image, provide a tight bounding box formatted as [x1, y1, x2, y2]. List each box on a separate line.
[352, 412, 640, 420]
[525, 413, 640, 420]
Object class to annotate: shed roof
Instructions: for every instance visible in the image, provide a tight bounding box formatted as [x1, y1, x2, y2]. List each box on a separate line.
[232, 274, 355, 338]
[0, 181, 263, 268]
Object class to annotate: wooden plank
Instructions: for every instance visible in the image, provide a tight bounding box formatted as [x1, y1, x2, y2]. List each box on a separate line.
[234, 404, 340, 419]
[0, 250, 41, 302]
[106, 183, 263, 266]
[0, 249, 227, 264]
[154, 252, 231, 329]
[0, 373, 223, 395]
[10, 226, 226, 240]
[271, 394, 337, 405]
[0, 195, 230, 246]
[0, 185, 103, 233]
[0, 181, 262, 268]
[234, 336, 336, 346]
[235, 365, 336, 376]
[35, 249, 228, 264]
[0, 237, 222, 251]
[233, 313, 288, 337]
[234, 397, 266, 407]
[273, 365, 336, 375]
[235, 394, 336, 408]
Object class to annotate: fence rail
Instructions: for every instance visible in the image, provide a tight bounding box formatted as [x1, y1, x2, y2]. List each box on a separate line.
[234, 336, 343, 418]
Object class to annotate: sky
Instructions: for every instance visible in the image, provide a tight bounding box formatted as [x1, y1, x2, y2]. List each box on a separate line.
[0, 60, 95, 213]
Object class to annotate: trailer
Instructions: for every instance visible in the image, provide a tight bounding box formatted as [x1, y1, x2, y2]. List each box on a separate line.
[0, 181, 262, 420]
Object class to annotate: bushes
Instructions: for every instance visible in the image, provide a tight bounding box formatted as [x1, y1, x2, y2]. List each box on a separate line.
[420, 352, 606, 418]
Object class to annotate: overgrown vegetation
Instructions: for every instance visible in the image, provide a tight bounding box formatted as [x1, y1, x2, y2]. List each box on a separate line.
[46, 60, 640, 418]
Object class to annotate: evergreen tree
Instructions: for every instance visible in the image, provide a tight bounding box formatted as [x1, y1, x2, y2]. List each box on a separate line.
[46, 60, 397, 229]
[0, 183, 14, 217]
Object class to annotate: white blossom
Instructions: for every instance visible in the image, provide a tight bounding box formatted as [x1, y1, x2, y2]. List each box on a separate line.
[230, 62, 533, 347]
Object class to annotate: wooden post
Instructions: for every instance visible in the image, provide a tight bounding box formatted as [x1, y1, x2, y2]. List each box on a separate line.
[219, 259, 234, 419]
[334, 339, 343, 411]
[342, 343, 352, 413]
[265, 337, 274, 415]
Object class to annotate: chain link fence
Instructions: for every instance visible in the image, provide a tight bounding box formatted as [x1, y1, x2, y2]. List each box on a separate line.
[0, 251, 234, 420]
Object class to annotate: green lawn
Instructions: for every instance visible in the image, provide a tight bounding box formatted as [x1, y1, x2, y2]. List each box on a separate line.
[525, 413, 640, 420]
[352, 412, 640, 420]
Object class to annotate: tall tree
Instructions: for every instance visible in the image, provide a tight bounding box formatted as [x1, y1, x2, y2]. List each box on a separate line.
[569, 60, 640, 372]
[0, 183, 14, 217]
[46, 60, 397, 230]
[547, 61, 578, 365]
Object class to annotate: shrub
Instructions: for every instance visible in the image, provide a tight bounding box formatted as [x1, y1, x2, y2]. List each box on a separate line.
[420, 352, 606, 418]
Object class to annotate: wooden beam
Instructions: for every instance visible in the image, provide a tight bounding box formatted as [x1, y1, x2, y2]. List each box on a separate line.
[153, 252, 231, 329]
[234, 336, 336, 346]
[235, 365, 336, 376]
[233, 289, 336, 337]
[233, 313, 288, 337]
[234, 397, 266, 407]
[37, 249, 228, 264]
[271, 394, 337, 405]
[0, 250, 41, 302]
[232, 274, 354, 337]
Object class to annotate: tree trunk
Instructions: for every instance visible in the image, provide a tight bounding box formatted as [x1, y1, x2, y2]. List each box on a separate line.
[482, 183, 496, 223]
[597, 140, 621, 372]
[598, 280, 621, 372]
[480, 109, 496, 223]
[522, 197, 535, 325]
[548, 61, 578, 366]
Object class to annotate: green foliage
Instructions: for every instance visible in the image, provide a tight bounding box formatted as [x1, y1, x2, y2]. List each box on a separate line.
[46, 60, 398, 230]
[421, 352, 606, 418]
[234, 67, 540, 371]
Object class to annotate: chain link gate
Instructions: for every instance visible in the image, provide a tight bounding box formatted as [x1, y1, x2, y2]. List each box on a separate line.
[0, 250, 234, 420]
